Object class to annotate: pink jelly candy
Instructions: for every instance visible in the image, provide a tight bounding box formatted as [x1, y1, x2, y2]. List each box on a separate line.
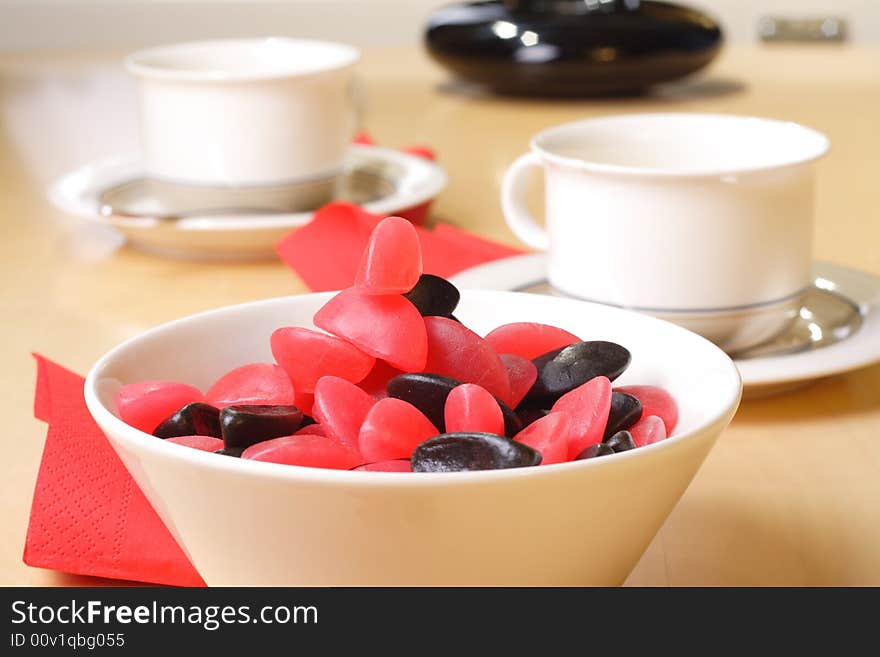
[354, 460, 412, 472]
[513, 412, 571, 465]
[358, 359, 405, 400]
[551, 376, 612, 459]
[117, 380, 203, 433]
[499, 354, 538, 408]
[165, 435, 224, 452]
[484, 322, 582, 360]
[358, 397, 438, 462]
[614, 385, 679, 434]
[242, 434, 363, 470]
[271, 326, 375, 393]
[312, 375, 375, 453]
[314, 288, 428, 372]
[444, 384, 504, 435]
[423, 316, 511, 402]
[629, 415, 668, 447]
[206, 363, 295, 408]
[294, 390, 315, 417]
[294, 423, 326, 436]
[354, 216, 423, 294]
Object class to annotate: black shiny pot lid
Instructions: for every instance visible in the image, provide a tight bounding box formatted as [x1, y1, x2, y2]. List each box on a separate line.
[425, 0, 723, 96]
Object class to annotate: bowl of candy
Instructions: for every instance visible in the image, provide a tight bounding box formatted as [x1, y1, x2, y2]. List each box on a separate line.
[84, 217, 741, 585]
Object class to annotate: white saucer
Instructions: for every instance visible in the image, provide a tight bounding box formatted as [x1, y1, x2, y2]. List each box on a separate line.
[48, 144, 448, 260]
[450, 253, 880, 397]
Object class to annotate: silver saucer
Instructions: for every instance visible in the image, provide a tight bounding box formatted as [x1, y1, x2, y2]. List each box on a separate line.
[450, 256, 880, 398]
[49, 145, 447, 260]
[99, 159, 399, 223]
[515, 280, 864, 363]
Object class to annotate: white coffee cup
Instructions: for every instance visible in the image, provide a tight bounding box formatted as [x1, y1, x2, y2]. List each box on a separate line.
[501, 113, 830, 352]
[126, 38, 361, 187]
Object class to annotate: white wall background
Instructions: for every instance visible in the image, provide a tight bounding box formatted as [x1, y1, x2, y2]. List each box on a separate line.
[1, 0, 880, 51]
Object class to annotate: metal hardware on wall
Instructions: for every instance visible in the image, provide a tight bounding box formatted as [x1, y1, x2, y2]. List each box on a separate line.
[758, 16, 848, 42]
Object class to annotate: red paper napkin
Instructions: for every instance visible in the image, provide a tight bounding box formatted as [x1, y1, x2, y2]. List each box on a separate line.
[277, 202, 523, 291]
[277, 131, 524, 290]
[25, 354, 205, 586]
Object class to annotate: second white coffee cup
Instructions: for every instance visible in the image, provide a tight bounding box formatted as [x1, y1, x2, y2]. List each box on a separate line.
[126, 38, 361, 187]
[501, 113, 829, 352]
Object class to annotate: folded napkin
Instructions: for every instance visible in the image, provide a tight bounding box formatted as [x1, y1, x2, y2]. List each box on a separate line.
[25, 354, 205, 586]
[278, 132, 523, 291]
[277, 202, 523, 291]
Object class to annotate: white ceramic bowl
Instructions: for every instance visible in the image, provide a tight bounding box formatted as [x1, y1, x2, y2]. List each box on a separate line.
[84, 291, 741, 586]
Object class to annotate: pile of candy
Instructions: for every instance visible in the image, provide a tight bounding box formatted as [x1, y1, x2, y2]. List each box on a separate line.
[116, 216, 677, 472]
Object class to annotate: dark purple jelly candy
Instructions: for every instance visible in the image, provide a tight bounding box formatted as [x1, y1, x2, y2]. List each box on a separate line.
[498, 398, 523, 438]
[220, 404, 303, 449]
[403, 274, 460, 318]
[516, 407, 550, 428]
[214, 446, 245, 457]
[411, 432, 542, 472]
[603, 392, 642, 440]
[299, 414, 317, 428]
[153, 402, 221, 439]
[387, 372, 461, 431]
[526, 341, 631, 405]
[604, 430, 636, 453]
[388, 372, 520, 437]
[575, 443, 616, 460]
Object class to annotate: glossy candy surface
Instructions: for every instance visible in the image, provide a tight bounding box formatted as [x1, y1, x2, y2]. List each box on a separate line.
[241, 434, 362, 470]
[206, 363, 295, 408]
[485, 322, 581, 361]
[117, 380, 204, 434]
[615, 385, 679, 434]
[444, 384, 504, 435]
[314, 288, 428, 372]
[165, 435, 224, 452]
[294, 391, 315, 417]
[602, 392, 643, 440]
[516, 407, 549, 429]
[354, 216, 423, 294]
[499, 354, 538, 408]
[629, 415, 668, 447]
[312, 376, 375, 453]
[220, 404, 304, 449]
[358, 398, 439, 462]
[271, 327, 375, 393]
[354, 460, 412, 472]
[424, 316, 511, 402]
[527, 341, 630, 404]
[411, 432, 542, 472]
[386, 372, 461, 432]
[153, 402, 221, 439]
[604, 430, 636, 453]
[403, 274, 460, 317]
[214, 446, 245, 457]
[358, 360, 405, 399]
[497, 399, 524, 438]
[551, 376, 613, 459]
[294, 424, 326, 436]
[513, 411, 571, 465]
[575, 443, 615, 460]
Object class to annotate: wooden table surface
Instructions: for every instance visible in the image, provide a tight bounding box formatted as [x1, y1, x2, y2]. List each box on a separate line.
[2, 45, 879, 586]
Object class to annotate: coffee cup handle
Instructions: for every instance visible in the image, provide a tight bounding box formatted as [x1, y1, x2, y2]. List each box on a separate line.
[501, 152, 549, 250]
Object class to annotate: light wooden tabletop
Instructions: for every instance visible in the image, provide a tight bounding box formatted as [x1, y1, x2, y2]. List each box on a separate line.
[2, 45, 879, 586]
